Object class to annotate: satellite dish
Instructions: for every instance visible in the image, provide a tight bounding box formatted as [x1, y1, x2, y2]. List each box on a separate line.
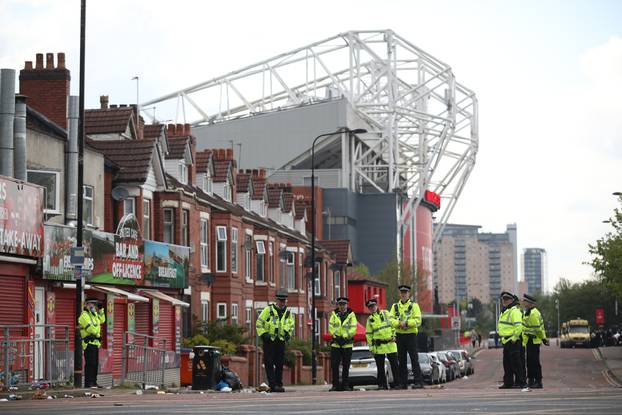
[111, 186, 129, 201]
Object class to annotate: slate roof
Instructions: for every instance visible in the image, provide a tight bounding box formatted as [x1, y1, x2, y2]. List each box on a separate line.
[294, 199, 307, 220]
[166, 137, 189, 160]
[87, 138, 157, 183]
[195, 150, 212, 174]
[236, 172, 251, 193]
[282, 193, 294, 213]
[267, 187, 282, 208]
[318, 240, 351, 265]
[85, 107, 134, 135]
[143, 124, 165, 139]
[213, 160, 233, 183]
[251, 176, 267, 200]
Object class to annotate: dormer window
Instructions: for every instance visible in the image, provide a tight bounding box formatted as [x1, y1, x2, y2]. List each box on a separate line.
[224, 181, 231, 202]
[179, 161, 188, 184]
[202, 173, 212, 194]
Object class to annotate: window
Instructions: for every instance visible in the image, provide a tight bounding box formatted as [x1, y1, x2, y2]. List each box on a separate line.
[27, 170, 60, 213]
[83, 185, 94, 226]
[181, 209, 189, 246]
[179, 162, 187, 184]
[314, 262, 321, 295]
[231, 303, 239, 325]
[268, 242, 274, 284]
[201, 300, 209, 322]
[299, 253, 304, 293]
[245, 307, 252, 332]
[202, 173, 212, 194]
[224, 180, 231, 202]
[231, 228, 238, 274]
[143, 199, 151, 239]
[334, 270, 341, 299]
[200, 218, 209, 269]
[324, 262, 328, 296]
[217, 303, 227, 320]
[279, 247, 286, 288]
[216, 226, 227, 272]
[123, 197, 135, 216]
[244, 234, 252, 280]
[256, 241, 265, 282]
[287, 251, 295, 289]
[163, 208, 174, 243]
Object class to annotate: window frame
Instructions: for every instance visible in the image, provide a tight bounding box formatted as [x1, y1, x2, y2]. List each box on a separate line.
[27, 169, 60, 214]
[217, 303, 227, 320]
[201, 299, 209, 322]
[163, 208, 175, 244]
[287, 251, 295, 289]
[123, 197, 135, 216]
[178, 161, 188, 184]
[245, 307, 252, 332]
[334, 270, 341, 300]
[256, 241, 265, 282]
[143, 199, 151, 240]
[83, 185, 94, 226]
[216, 225, 228, 273]
[231, 228, 239, 274]
[244, 234, 252, 280]
[314, 262, 321, 296]
[200, 218, 209, 269]
[181, 209, 189, 246]
[231, 303, 239, 325]
[268, 242, 275, 284]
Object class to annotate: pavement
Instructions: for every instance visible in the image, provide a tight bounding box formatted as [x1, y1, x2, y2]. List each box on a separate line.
[597, 346, 622, 386]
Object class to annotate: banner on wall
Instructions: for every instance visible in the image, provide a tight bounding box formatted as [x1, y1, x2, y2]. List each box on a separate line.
[43, 215, 188, 288]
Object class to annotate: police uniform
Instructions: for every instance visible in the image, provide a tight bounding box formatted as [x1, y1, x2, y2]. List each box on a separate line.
[390, 285, 424, 389]
[256, 289, 294, 392]
[522, 293, 548, 388]
[365, 298, 399, 390]
[78, 298, 106, 388]
[328, 297, 357, 391]
[497, 291, 526, 389]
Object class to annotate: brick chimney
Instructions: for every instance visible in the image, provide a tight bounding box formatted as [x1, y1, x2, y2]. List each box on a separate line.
[19, 52, 70, 129]
[100, 95, 109, 109]
[130, 104, 144, 139]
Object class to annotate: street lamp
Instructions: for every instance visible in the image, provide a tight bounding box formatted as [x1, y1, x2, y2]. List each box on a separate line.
[555, 298, 560, 347]
[310, 127, 366, 385]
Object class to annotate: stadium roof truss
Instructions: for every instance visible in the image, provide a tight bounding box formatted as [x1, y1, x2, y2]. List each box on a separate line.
[142, 30, 478, 244]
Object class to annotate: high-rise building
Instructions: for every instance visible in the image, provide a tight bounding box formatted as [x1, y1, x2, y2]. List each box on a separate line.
[433, 224, 518, 304]
[522, 248, 547, 294]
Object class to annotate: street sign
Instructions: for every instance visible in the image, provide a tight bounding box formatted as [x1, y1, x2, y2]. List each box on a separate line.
[451, 316, 461, 330]
[70, 247, 85, 266]
[596, 307, 605, 326]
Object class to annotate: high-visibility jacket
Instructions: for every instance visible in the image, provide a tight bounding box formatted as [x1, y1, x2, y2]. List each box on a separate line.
[389, 300, 421, 334]
[522, 307, 547, 346]
[328, 309, 357, 348]
[256, 304, 294, 342]
[497, 304, 523, 344]
[365, 309, 398, 354]
[78, 309, 105, 350]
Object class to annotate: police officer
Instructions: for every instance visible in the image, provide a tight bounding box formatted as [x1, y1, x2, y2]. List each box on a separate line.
[365, 298, 399, 390]
[521, 293, 549, 389]
[328, 296, 357, 391]
[390, 285, 424, 389]
[497, 291, 526, 389]
[513, 294, 526, 387]
[256, 289, 294, 392]
[78, 298, 106, 388]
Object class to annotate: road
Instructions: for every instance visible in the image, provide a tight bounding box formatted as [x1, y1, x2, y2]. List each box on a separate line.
[2, 345, 620, 414]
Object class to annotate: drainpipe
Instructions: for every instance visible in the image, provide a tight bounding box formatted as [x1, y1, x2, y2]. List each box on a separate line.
[0, 69, 16, 177]
[13, 95, 27, 181]
[65, 95, 79, 223]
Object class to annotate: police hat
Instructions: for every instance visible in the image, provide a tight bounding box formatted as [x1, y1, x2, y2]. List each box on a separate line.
[522, 293, 536, 304]
[336, 297, 349, 304]
[366, 298, 377, 308]
[398, 285, 411, 292]
[499, 291, 514, 300]
[85, 298, 100, 304]
[275, 289, 288, 300]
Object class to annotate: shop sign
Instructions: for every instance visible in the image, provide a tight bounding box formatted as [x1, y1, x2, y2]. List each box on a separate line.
[144, 240, 189, 289]
[0, 176, 44, 258]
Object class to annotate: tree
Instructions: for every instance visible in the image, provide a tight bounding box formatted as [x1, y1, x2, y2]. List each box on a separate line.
[588, 197, 622, 300]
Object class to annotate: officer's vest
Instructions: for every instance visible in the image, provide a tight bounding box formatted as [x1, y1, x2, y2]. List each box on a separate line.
[329, 310, 357, 348]
[522, 307, 546, 345]
[366, 310, 397, 354]
[256, 304, 294, 341]
[78, 309, 105, 350]
[498, 305, 522, 344]
[390, 300, 421, 334]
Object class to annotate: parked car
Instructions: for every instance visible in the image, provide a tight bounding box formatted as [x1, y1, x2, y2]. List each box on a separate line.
[348, 346, 394, 387]
[417, 352, 440, 385]
[488, 331, 501, 348]
[434, 351, 459, 381]
[428, 352, 447, 383]
[448, 349, 474, 376]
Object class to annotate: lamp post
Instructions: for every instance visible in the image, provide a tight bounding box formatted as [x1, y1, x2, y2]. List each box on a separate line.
[555, 298, 560, 347]
[310, 127, 366, 385]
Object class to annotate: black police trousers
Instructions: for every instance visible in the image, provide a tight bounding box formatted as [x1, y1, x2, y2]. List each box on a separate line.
[263, 339, 285, 388]
[396, 333, 423, 386]
[374, 352, 399, 389]
[502, 340, 525, 387]
[526, 338, 542, 383]
[330, 347, 352, 390]
[84, 344, 99, 387]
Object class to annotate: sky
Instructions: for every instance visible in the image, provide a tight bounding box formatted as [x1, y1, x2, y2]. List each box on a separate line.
[1, 0, 621, 291]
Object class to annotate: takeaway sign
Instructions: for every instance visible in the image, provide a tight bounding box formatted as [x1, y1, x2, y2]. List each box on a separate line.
[0, 175, 44, 258]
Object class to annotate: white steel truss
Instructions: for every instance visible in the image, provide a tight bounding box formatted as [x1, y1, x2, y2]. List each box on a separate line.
[142, 30, 478, 245]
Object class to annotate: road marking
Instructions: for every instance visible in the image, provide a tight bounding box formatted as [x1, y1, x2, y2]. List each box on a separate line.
[601, 369, 622, 388]
[592, 348, 601, 361]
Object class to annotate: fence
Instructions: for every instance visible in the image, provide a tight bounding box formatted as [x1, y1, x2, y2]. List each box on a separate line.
[121, 331, 173, 389]
[0, 324, 71, 388]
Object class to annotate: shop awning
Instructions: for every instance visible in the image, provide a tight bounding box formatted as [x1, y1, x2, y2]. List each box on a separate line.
[139, 289, 189, 307]
[91, 285, 149, 303]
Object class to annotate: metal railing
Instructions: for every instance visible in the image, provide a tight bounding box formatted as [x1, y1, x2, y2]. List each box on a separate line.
[0, 324, 71, 388]
[121, 331, 169, 389]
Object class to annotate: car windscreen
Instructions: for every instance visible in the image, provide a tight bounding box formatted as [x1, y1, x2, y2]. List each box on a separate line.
[569, 326, 589, 334]
[418, 353, 429, 363]
[351, 349, 373, 360]
[450, 351, 462, 360]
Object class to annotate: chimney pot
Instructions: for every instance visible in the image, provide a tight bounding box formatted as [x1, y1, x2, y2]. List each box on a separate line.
[24, 61, 33, 70]
[252, 169, 258, 176]
[110, 104, 118, 108]
[35, 53, 43, 69]
[57, 53, 66, 69]
[184, 123, 191, 136]
[46, 53, 54, 69]
[100, 95, 109, 109]
[119, 104, 127, 108]
[259, 168, 266, 178]
[167, 123, 176, 136]
[226, 148, 233, 160]
[176, 123, 183, 136]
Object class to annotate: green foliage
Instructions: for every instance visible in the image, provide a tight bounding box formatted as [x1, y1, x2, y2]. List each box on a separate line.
[285, 339, 312, 366]
[182, 334, 210, 348]
[210, 339, 237, 355]
[353, 263, 370, 276]
[551, 278, 620, 329]
[588, 200, 622, 300]
[193, 318, 251, 345]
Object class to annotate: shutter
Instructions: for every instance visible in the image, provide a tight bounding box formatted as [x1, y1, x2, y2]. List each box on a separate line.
[54, 288, 76, 349]
[112, 303, 127, 379]
[0, 273, 26, 326]
[135, 302, 150, 335]
[158, 301, 174, 351]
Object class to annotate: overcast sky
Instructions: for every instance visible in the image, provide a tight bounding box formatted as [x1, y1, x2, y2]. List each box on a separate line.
[1, 0, 621, 290]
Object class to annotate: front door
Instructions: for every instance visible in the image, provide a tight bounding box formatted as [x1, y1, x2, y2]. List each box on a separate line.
[34, 287, 45, 380]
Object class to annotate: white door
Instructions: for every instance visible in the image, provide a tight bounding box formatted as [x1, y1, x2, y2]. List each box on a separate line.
[34, 287, 45, 380]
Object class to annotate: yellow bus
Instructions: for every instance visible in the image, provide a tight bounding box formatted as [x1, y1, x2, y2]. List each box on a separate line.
[560, 319, 590, 348]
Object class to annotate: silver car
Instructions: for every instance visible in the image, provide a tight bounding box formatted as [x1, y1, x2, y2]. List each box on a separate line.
[428, 352, 447, 383]
[348, 346, 394, 387]
[448, 349, 474, 376]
